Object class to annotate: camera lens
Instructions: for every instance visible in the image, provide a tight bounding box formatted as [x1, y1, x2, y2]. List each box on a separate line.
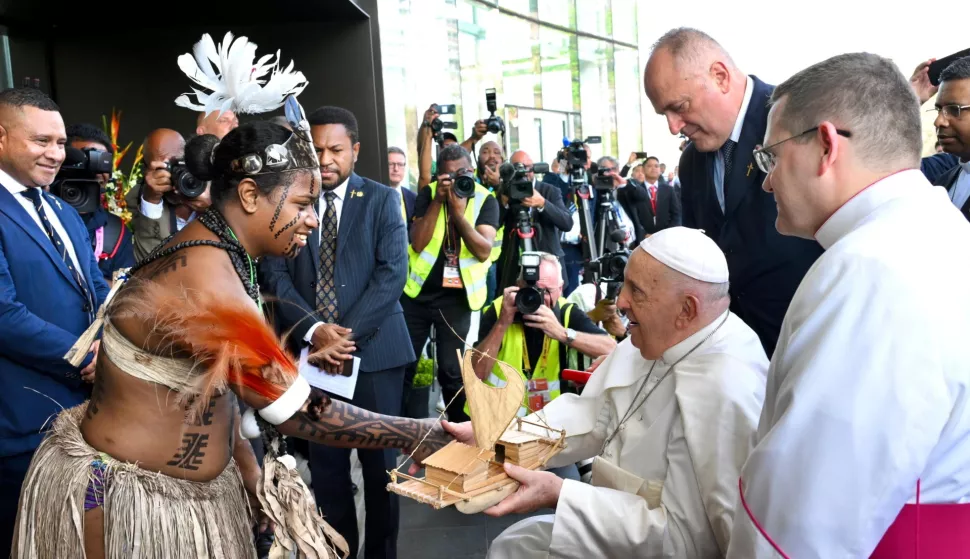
[515, 286, 544, 315]
[453, 173, 476, 198]
[607, 253, 628, 277]
[430, 118, 444, 133]
[60, 184, 84, 206]
[173, 167, 207, 199]
[486, 117, 504, 134]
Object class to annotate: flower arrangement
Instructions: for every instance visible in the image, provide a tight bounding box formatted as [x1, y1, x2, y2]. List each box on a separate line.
[101, 108, 143, 224]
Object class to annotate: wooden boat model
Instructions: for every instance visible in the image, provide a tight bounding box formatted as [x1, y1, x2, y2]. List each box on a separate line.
[387, 350, 565, 513]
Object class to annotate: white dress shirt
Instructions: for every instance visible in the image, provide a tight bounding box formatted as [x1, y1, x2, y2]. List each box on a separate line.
[713, 76, 754, 213]
[946, 159, 970, 210]
[140, 195, 195, 231]
[305, 177, 351, 342]
[0, 168, 84, 277]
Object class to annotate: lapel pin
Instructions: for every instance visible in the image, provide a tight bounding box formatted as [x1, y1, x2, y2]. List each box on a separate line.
[746, 162, 755, 177]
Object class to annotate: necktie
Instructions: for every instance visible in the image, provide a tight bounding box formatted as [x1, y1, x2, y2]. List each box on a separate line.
[722, 139, 738, 178]
[20, 188, 93, 313]
[649, 185, 657, 214]
[316, 191, 339, 323]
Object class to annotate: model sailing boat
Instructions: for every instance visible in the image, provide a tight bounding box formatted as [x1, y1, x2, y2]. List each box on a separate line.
[386, 350, 566, 513]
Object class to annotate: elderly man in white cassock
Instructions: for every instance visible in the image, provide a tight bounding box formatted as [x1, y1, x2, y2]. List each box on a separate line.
[446, 226, 769, 558]
[728, 52, 970, 558]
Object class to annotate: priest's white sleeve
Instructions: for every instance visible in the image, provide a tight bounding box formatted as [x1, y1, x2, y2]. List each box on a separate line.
[549, 419, 714, 558]
[728, 256, 952, 558]
[523, 392, 609, 469]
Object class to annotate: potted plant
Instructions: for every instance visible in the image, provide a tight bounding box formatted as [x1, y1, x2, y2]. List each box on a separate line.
[407, 357, 434, 418]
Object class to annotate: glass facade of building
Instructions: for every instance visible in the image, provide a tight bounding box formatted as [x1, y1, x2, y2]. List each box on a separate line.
[378, 0, 647, 186]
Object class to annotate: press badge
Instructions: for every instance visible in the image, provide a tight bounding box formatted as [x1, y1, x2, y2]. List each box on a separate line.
[442, 252, 463, 288]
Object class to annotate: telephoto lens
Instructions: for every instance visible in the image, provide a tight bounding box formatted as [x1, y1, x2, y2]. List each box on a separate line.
[515, 286, 544, 315]
[168, 158, 208, 199]
[451, 169, 476, 198]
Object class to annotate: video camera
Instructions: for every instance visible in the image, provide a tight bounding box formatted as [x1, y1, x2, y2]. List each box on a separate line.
[166, 158, 207, 199]
[586, 247, 630, 300]
[446, 168, 476, 199]
[50, 146, 113, 214]
[515, 251, 545, 315]
[499, 161, 550, 202]
[484, 89, 505, 135]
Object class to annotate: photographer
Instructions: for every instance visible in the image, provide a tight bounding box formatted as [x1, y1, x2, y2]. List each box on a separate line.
[416, 104, 485, 189]
[477, 140, 504, 189]
[125, 128, 211, 261]
[402, 144, 499, 422]
[62, 124, 135, 284]
[495, 150, 572, 290]
[472, 252, 615, 417]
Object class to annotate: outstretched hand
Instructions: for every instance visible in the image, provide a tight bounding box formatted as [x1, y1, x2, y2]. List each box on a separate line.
[406, 419, 455, 475]
[910, 58, 938, 105]
[484, 463, 563, 516]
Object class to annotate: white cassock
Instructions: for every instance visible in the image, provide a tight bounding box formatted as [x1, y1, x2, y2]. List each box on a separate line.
[489, 310, 769, 559]
[728, 169, 970, 558]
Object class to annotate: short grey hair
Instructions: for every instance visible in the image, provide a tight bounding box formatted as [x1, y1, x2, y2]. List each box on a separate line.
[941, 56, 970, 83]
[519, 252, 562, 283]
[388, 145, 406, 159]
[650, 27, 735, 69]
[705, 280, 730, 303]
[769, 52, 921, 170]
[596, 156, 619, 169]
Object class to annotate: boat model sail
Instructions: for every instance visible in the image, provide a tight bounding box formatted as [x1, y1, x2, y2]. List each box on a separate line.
[386, 350, 566, 513]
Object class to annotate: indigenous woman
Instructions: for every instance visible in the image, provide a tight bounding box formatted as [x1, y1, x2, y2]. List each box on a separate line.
[13, 111, 450, 559]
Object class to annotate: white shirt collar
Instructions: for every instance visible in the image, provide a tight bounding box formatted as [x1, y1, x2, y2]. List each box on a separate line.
[0, 167, 28, 194]
[325, 177, 351, 201]
[729, 76, 755, 144]
[815, 169, 926, 249]
[961, 159, 970, 174]
[661, 309, 730, 365]
[646, 182, 659, 189]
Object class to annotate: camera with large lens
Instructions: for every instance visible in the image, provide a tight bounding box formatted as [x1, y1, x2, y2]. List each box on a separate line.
[50, 146, 113, 214]
[484, 89, 505, 134]
[447, 168, 476, 199]
[500, 161, 550, 202]
[166, 158, 207, 199]
[515, 251, 544, 315]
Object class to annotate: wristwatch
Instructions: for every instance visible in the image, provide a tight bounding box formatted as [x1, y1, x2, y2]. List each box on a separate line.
[565, 328, 578, 346]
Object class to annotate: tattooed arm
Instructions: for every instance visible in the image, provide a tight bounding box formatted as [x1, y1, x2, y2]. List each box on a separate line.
[277, 399, 453, 464]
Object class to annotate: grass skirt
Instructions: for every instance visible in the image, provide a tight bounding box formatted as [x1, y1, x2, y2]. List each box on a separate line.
[12, 404, 257, 559]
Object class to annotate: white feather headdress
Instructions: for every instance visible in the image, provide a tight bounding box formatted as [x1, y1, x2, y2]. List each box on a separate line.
[175, 32, 308, 116]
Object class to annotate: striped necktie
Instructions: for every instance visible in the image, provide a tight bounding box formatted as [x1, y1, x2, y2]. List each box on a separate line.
[20, 188, 93, 313]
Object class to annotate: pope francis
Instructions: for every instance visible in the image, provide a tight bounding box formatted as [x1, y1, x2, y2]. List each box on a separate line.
[445, 227, 769, 558]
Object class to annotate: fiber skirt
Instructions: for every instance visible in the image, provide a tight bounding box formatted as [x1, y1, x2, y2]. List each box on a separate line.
[12, 403, 256, 559]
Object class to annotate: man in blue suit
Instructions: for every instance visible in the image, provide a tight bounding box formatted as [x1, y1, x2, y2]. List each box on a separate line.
[645, 28, 823, 357]
[0, 88, 108, 554]
[259, 106, 413, 559]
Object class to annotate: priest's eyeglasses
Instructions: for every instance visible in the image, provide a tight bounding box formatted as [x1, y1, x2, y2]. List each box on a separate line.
[753, 127, 852, 174]
[928, 104, 970, 120]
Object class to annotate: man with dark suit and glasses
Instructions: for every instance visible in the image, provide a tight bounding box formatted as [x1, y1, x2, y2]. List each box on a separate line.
[0, 87, 109, 556]
[926, 57, 970, 220]
[644, 27, 823, 357]
[259, 106, 413, 559]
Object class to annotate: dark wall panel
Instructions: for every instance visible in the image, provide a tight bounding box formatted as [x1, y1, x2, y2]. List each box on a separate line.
[36, 6, 387, 182]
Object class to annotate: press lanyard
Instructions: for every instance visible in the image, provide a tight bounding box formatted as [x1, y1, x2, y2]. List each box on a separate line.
[522, 332, 551, 379]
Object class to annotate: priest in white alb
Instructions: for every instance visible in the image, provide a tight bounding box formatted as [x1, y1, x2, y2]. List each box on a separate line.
[445, 227, 769, 558]
[728, 52, 970, 558]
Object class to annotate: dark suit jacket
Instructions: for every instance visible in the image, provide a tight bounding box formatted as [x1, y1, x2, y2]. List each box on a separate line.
[936, 165, 969, 221]
[259, 173, 415, 373]
[0, 186, 109, 457]
[620, 181, 682, 242]
[679, 75, 824, 357]
[400, 185, 417, 227]
[496, 181, 572, 288]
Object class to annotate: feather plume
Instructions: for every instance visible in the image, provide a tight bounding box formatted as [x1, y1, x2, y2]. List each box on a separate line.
[175, 32, 308, 115]
[116, 281, 298, 414]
